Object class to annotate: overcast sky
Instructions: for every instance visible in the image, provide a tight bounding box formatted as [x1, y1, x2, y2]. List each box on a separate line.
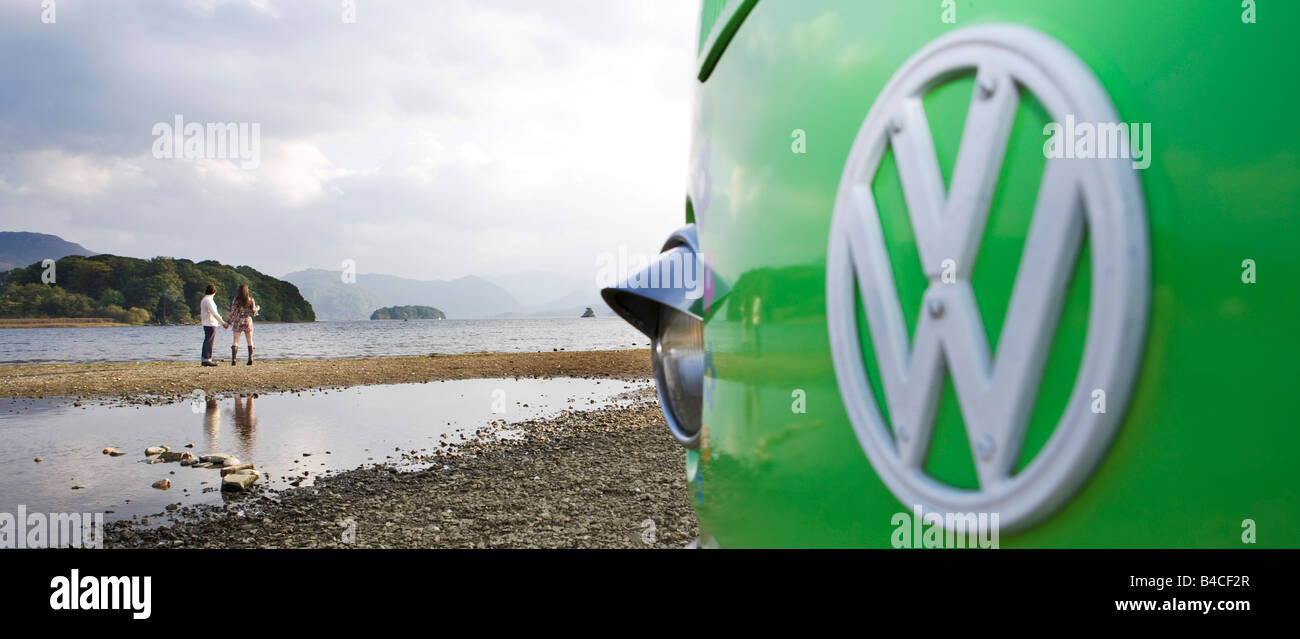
[0, 0, 697, 289]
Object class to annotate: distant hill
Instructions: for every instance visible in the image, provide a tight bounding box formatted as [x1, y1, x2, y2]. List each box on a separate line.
[487, 270, 612, 317]
[1, 254, 314, 324]
[489, 269, 590, 309]
[283, 269, 386, 321]
[370, 305, 446, 320]
[0, 232, 95, 271]
[284, 268, 521, 319]
[514, 289, 615, 318]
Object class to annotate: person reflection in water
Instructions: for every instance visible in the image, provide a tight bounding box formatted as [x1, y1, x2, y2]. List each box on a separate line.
[233, 396, 256, 449]
[204, 398, 220, 451]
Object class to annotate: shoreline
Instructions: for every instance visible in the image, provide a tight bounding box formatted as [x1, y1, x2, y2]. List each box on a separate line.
[101, 394, 697, 549]
[0, 349, 653, 402]
[6, 348, 692, 548]
[0, 318, 133, 329]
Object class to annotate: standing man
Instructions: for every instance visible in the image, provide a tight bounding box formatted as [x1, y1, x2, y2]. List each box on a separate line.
[199, 285, 227, 366]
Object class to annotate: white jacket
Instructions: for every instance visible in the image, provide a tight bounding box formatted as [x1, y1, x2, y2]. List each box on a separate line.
[200, 295, 224, 327]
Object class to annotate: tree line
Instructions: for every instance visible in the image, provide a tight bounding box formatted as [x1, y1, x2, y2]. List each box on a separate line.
[0, 254, 315, 324]
[369, 305, 445, 320]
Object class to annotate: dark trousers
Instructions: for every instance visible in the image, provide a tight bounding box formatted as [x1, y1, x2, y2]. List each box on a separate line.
[202, 326, 216, 362]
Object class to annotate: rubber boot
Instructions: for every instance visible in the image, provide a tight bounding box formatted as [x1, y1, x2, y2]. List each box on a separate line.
[247, 345, 254, 366]
[231, 344, 238, 366]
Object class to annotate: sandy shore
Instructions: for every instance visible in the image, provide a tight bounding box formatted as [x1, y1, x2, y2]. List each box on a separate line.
[0, 349, 652, 402]
[103, 392, 698, 549]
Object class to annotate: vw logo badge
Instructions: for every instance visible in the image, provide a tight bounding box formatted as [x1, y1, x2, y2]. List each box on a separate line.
[826, 25, 1149, 532]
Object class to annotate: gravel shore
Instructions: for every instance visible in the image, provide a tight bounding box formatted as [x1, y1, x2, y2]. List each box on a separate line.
[102, 392, 699, 549]
[0, 349, 652, 403]
[11, 348, 699, 548]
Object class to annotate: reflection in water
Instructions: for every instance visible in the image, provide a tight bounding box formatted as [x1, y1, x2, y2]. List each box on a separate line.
[0, 377, 651, 522]
[204, 399, 220, 451]
[232, 397, 256, 450]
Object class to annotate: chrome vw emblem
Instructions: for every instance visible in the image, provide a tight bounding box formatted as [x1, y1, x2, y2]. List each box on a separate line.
[826, 25, 1149, 531]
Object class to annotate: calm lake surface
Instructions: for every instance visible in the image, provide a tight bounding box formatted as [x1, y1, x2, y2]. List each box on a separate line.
[0, 318, 646, 365]
[0, 377, 652, 522]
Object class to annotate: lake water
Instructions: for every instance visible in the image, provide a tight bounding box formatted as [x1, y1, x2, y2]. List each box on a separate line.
[0, 318, 646, 365]
[0, 377, 653, 523]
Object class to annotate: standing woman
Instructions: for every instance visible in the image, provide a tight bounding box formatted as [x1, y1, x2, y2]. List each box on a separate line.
[228, 284, 260, 365]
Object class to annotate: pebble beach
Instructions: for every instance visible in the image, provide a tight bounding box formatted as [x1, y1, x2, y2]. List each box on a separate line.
[1, 349, 700, 548]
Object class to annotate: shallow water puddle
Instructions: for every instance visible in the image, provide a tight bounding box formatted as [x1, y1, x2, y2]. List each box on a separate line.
[0, 377, 651, 523]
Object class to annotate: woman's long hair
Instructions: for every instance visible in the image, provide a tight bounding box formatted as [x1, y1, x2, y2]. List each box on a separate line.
[234, 284, 253, 310]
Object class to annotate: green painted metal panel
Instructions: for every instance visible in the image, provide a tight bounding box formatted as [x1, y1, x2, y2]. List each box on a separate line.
[686, 0, 1299, 547]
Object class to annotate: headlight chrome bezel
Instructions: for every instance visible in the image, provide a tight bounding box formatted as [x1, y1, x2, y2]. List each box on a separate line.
[652, 305, 704, 446]
[600, 224, 705, 448]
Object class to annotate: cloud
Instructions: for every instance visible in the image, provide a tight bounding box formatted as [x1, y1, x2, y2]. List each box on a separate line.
[259, 139, 353, 207]
[24, 149, 115, 197]
[188, 0, 281, 20]
[13, 148, 152, 199]
[0, 0, 697, 284]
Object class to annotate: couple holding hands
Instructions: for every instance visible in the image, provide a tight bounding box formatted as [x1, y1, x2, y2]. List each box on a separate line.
[199, 284, 259, 366]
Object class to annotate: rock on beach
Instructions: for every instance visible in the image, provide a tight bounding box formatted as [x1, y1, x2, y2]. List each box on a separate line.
[222, 469, 261, 492]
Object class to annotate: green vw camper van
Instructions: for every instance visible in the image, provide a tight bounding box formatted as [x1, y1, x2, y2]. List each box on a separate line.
[603, 0, 1298, 548]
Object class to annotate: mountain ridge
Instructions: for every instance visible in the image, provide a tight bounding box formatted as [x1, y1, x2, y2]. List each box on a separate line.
[0, 232, 96, 271]
[284, 268, 522, 320]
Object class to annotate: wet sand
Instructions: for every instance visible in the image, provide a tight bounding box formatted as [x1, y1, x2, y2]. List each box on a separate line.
[0, 349, 652, 402]
[103, 391, 699, 549]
